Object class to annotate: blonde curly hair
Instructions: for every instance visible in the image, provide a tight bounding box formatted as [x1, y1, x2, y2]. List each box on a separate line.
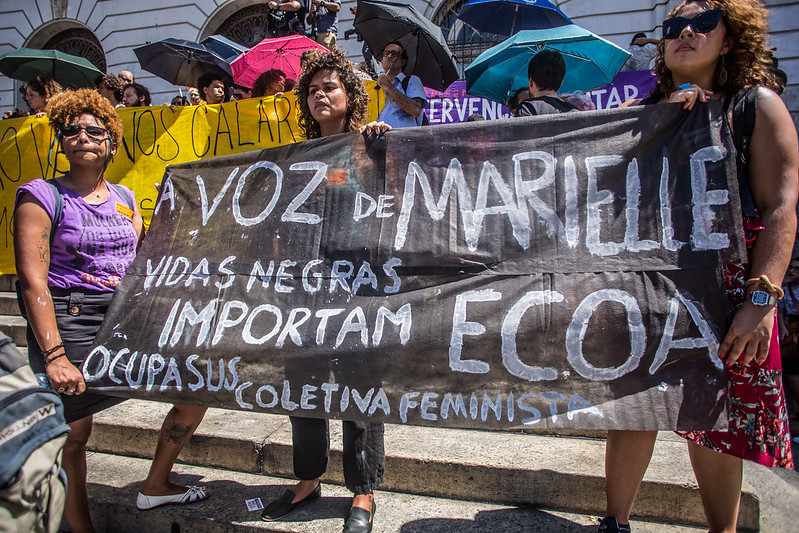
[652, 0, 777, 97]
[45, 88, 122, 148]
[295, 49, 368, 139]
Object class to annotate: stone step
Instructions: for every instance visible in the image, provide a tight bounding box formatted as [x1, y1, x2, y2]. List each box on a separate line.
[0, 314, 26, 346]
[89, 400, 799, 531]
[0, 275, 16, 292]
[0, 291, 19, 316]
[86, 452, 705, 533]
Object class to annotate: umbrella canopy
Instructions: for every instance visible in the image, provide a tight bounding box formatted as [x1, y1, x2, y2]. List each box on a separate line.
[230, 35, 328, 89]
[457, 0, 572, 37]
[200, 35, 249, 62]
[465, 24, 630, 105]
[134, 38, 233, 88]
[0, 47, 104, 88]
[354, 0, 459, 91]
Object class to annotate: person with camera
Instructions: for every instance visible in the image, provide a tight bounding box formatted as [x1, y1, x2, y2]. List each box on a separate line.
[265, 0, 306, 37]
[307, 0, 340, 50]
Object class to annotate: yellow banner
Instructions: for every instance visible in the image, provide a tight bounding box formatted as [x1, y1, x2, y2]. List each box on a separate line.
[0, 83, 385, 274]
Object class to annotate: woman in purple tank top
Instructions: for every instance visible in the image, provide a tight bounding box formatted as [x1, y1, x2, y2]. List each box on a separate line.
[14, 89, 209, 532]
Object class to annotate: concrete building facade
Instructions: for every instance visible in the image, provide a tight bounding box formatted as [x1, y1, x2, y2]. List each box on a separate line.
[0, 0, 797, 126]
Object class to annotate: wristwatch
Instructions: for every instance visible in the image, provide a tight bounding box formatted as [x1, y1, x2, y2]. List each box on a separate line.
[747, 289, 778, 307]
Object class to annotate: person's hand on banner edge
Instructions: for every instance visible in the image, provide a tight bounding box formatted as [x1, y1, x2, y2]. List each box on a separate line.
[47, 357, 87, 395]
[718, 303, 775, 366]
[359, 121, 390, 136]
[667, 83, 713, 110]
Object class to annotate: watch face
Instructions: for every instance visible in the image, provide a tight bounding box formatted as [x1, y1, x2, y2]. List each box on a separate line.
[751, 291, 769, 305]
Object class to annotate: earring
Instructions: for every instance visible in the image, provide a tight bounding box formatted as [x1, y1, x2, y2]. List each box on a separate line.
[717, 54, 728, 86]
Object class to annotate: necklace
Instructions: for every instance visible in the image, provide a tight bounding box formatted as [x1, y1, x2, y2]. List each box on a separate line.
[59, 173, 105, 199]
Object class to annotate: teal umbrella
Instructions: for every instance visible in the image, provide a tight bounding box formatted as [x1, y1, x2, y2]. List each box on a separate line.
[465, 24, 630, 105]
[0, 47, 104, 88]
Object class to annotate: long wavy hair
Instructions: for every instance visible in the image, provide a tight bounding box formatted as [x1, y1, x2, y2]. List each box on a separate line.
[652, 0, 777, 98]
[295, 49, 367, 140]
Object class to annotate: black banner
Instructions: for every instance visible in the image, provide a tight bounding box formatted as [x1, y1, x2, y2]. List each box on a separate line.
[84, 102, 744, 430]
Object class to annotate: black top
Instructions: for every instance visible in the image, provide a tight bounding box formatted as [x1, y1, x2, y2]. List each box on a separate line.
[515, 96, 580, 116]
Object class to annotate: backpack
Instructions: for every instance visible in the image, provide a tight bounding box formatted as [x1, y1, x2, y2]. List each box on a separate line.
[400, 75, 430, 126]
[0, 332, 69, 533]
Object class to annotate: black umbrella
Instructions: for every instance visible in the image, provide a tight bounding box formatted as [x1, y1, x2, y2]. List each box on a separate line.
[133, 38, 233, 88]
[354, 0, 459, 91]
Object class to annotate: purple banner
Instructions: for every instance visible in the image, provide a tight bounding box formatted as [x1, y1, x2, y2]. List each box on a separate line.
[585, 70, 657, 110]
[423, 71, 656, 124]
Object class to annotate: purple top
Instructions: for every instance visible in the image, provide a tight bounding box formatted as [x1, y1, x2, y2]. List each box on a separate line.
[15, 179, 138, 292]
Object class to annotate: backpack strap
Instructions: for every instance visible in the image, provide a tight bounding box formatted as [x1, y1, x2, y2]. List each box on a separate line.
[729, 87, 758, 217]
[44, 179, 63, 243]
[109, 183, 135, 210]
[43, 181, 134, 242]
[399, 75, 429, 126]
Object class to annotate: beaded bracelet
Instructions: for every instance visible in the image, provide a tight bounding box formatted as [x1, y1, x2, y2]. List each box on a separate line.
[44, 352, 66, 368]
[744, 274, 785, 299]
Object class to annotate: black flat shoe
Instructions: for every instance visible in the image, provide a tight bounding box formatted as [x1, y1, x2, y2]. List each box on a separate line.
[260, 483, 321, 521]
[343, 500, 375, 533]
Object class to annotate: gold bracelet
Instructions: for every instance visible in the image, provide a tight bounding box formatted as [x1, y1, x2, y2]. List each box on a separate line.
[744, 275, 785, 299]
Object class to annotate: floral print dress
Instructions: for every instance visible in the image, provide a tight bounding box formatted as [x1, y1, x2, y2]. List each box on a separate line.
[678, 218, 794, 468]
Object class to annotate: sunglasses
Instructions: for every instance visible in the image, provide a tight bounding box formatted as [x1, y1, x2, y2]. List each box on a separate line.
[381, 50, 401, 59]
[60, 124, 108, 141]
[662, 9, 723, 40]
[789, 266, 799, 272]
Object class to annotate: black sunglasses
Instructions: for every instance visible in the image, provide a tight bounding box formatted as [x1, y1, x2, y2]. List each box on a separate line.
[60, 124, 108, 141]
[662, 9, 724, 40]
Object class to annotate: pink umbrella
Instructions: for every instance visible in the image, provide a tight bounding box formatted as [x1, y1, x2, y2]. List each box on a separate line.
[231, 35, 328, 88]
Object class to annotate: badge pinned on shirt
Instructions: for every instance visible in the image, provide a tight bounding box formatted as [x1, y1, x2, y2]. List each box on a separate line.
[116, 202, 133, 219]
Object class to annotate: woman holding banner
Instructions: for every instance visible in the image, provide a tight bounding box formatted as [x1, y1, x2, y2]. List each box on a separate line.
[259, 49, 389, 533]
[600, 2, 797, 533]
[14, 89, 208, 533]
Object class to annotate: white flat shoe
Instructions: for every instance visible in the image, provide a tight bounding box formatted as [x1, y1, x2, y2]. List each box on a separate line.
[136, 485, 209, 510]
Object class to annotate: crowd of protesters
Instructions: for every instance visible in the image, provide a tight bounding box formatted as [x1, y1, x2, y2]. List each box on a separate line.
[3, 1, 799, 533]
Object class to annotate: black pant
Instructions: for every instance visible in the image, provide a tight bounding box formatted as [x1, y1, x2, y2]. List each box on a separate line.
[290, 416, 384, 495]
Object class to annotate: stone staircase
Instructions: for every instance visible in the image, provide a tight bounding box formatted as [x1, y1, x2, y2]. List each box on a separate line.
[2, 274, 798, 532]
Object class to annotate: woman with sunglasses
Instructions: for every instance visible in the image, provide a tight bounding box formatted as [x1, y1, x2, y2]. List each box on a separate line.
[259, 49, 389, 533]
[600, 2, 797, 532]
[14, 89, 209, 533]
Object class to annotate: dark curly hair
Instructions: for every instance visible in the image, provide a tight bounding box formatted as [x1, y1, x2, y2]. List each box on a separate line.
[252, 69, 286, 98]
[295, 49, 367, 140]
[46, 88, 123, 148]
[652, 0, 777, 98]
[27, 73, 62, 101]
[95, 73, 125, 101]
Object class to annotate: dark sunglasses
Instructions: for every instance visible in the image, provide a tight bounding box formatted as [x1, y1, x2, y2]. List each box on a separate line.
[60, 124, 108, 141]
[381, 50, 401, 59]
[662, 9, 723, 40]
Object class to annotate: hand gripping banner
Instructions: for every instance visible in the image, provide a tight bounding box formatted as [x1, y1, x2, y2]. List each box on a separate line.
[83, 102, 744, 431]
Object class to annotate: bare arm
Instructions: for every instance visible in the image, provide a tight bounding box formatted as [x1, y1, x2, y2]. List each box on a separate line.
[268, 1, 301, 11]
[719, 88, 799, 365]
[376, 75, 424, 118]
[14, 193, 85, 393]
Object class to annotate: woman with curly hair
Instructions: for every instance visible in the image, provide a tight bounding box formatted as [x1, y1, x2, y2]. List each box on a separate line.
[26, 73, 62, 116]
[252, 68, 287, 98]
[14, 89, 209, 532]
[260, 50, 388, 533]
[599, 2, 797, 532]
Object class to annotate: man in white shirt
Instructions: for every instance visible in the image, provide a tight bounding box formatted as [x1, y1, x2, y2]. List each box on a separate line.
[376, 42, 427, 128]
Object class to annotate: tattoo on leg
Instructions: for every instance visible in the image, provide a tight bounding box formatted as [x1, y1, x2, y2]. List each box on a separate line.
[164, 423, 193, 444]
